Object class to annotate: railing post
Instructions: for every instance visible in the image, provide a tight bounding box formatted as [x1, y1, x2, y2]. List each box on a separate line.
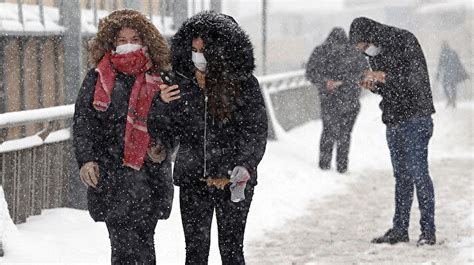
[0, 185, 5, 257]
[123, 0, 143, 12]
[0, 38, 8, 143]
[210, 0, 222, 13]
[17, 0, 24, 27]
[58, 1, 85, 211]
[262, 0, 267, 75]
[60, 0, 82, 105]
[160, 0, 167, 27]
[38, 0, 45, 28]
[148, 0, 153, 20]
[92, 0, 98, 28]
[261, 87, 279, 140]
[171, 0, 188, 30]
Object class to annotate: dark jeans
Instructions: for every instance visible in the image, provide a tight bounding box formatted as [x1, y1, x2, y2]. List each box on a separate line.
[386, 115, 435, 233]
[180, 184, 254, 265]
[106, 217, 159, 264]
[319, 110, 358, 172]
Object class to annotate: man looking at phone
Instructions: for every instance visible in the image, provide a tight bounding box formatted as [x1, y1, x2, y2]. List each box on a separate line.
[350, 17, 436, 246]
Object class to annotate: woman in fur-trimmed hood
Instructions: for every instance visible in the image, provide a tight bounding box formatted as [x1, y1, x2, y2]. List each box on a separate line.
[73, 9, 173, 264]
[171, 10, 256, 120]
[147, 11, 268, 264]
[88, 9, 170, 70]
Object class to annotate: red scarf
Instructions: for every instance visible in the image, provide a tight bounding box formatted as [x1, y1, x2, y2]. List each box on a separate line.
[93, 48, 162, 170]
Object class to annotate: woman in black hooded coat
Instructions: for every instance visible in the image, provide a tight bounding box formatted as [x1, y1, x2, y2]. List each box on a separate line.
[148, 11, 268, 264]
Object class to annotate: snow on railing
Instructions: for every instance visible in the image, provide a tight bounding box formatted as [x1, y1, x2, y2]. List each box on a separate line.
[0, 70, 310, 151]
[258, 70, 310, 94]
[0, 104, 74, 129]
[257, 70, 310, 139]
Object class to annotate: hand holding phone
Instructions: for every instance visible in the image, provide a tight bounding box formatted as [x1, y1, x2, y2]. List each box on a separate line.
[159, 71, 180, 103]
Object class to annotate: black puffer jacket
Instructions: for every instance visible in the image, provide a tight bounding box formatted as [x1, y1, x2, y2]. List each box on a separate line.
[305, 28, 368, 115]
[148, 11, 268, 187]
[350, 17, 435, 125]
[73, 69, 174, 222]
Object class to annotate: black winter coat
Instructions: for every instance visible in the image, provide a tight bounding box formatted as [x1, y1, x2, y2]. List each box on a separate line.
[305, 28, 368, 116]
[73, 69, 174, 222]
[350, 17, 435, 125]
[147, 11, 268, 187]
[436, 44, 469, 87]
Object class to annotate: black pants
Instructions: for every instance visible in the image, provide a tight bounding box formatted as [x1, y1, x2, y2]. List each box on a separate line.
[103, 166, 162, 264]
[106, 218, 158, 264]
[179, 184, 254, 265]
[319, 110, 358, 172]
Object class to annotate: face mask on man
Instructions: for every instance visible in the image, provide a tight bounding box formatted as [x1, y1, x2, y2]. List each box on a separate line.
[192, 51, 207, 72]
[364, 44, 382, 57]
[115, 43, 143, 54]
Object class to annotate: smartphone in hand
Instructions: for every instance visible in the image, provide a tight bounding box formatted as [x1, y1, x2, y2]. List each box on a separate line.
[159, 70, 184, 103]
[159, 70, 176, 86]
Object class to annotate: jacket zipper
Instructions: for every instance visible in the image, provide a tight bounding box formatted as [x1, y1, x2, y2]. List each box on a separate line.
[203, 95, 208, 178]
[176, 70, 209, 179]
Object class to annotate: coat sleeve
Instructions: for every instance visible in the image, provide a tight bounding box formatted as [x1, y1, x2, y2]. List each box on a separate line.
[340, 50, 368, 85]
[72, 69, 101, 168]
[378, 33, 430, 98]
[234, 76, 268, 175]
[305, 47, 327, 85]
[147, 93, 181, 150]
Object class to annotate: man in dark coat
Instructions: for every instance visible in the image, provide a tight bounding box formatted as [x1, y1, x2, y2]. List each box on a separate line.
[305, 27, 368, 173]
[436, 41, 469, 108]
[148, 11, 267, 264]
[350, 17, 436, 246]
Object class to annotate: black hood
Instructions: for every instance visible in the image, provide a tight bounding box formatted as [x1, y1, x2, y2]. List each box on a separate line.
[171, 11, 255, 81]
[324, 27, 348, 46]
[349, 17, 406, 48]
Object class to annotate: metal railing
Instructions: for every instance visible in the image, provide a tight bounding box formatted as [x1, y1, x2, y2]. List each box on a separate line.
[259, 70, 310, 94]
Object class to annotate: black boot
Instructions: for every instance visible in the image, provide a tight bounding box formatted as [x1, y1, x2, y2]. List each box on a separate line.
[371, 228, 409, 244]
[417, 231, 436, 246]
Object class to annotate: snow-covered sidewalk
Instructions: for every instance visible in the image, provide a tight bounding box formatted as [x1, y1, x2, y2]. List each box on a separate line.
[247, 97, 474, 264]
[0, 96, 472, 264]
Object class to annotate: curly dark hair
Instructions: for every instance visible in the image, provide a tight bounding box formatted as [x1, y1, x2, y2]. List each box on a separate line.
[88, 9, 171, 71]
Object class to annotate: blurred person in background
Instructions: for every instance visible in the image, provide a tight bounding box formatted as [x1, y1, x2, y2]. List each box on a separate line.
[350, 17, 436, 246]
[305, 27, 368, 173]
[436, 41, 469, 108]
[72, 9, 174, 264]
[148, 11, 268, 265]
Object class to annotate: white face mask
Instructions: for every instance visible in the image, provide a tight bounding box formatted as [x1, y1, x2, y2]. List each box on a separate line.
[115, 43, 143, 55]
[365, 44, 382, 57]
[192, 51, 207, 72]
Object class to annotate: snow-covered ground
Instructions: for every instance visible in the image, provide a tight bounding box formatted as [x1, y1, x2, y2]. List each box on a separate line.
[0, 95, 472, 264]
